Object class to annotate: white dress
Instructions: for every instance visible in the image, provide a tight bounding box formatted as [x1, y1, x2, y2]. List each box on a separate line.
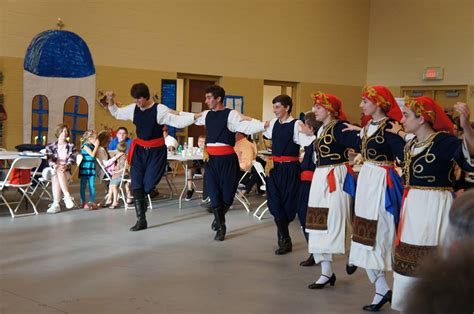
[391, 132, 473, 311]
[348, 120, 405, 272]
[306, 120, 356, 263]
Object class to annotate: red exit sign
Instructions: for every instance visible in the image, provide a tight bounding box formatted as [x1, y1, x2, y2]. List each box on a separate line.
[423, 67, 443, 80]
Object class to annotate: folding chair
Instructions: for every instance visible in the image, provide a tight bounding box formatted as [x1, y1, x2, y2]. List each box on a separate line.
[164, 161, 179, 199]
[118, 159, 133, 210]
[0, 157, 42, 218]
[251, 160, 269, 220]
[234, 169, 251, 212]
[27, 149, 52, 205]
[98, 159, 152, 210]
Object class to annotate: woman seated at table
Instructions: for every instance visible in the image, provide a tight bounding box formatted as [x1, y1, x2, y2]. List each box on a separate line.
[45, 124, 77, 214]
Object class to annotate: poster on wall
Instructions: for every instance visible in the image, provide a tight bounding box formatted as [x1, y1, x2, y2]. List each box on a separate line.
[223, 95, 244, 113]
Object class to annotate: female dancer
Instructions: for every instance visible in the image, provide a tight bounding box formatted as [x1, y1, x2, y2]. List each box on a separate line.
[345, 86, 405, 311]
[306, 92, 358, 289]
[388, 97, 474, 311]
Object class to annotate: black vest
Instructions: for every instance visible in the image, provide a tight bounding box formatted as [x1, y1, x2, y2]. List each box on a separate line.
[271, 119, 300, 157]
[133, 103, 164, 140]
[205, 109, 235, 146]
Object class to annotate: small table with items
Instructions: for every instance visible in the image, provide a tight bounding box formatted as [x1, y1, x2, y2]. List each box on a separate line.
[167, 153, 204, 209]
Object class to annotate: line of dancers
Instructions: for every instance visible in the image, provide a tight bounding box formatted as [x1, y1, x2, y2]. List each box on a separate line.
[101, 82, 474, 312]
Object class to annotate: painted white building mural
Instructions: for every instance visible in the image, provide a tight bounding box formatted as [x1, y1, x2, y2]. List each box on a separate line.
[23, 30, 95, 147]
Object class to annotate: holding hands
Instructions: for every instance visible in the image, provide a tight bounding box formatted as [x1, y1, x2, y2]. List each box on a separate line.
[342, 123, 362, 132]
[454, 102, 471, 130]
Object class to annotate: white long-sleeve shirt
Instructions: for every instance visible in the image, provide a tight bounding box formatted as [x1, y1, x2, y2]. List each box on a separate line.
[108, 103, 195, 129]
[193, 109, 265, 146]
[263, 116, 315, 148]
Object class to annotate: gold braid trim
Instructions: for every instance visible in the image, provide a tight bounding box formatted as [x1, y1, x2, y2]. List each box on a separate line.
[362, 86, 391, 111]
[404, 96, 436, 122]
[312, 91, 339, 117]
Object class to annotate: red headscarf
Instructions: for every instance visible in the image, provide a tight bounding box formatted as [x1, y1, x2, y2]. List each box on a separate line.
[311, 92, 347, 121]
[404, 96, 454, 134]
[362, 86, 402, 122]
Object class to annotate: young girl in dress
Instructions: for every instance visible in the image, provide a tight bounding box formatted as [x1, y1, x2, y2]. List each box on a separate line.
[79, 130, 99, 209]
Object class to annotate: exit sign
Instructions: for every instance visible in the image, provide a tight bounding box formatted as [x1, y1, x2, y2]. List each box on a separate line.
[423, 67, 443, 80]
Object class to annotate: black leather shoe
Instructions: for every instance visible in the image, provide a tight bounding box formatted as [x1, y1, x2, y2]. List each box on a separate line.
[129, 219, 147, 231]
[300, 254, 316, 266]
[362, 290, 392, 312]
[308, 273, 336, 289]
[346, 264, 358, 275]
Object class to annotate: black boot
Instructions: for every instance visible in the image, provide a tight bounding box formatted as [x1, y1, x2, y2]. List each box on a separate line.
[300, 227, 315, 266]
[130, 189, 147, 232]
[213, 207, 226, 241]
[274, 219, 292, 255]
[211, 206, 229, 231]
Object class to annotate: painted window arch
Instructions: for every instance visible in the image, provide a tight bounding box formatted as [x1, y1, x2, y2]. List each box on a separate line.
[31, 95, 49, 144]
[63, 96, 88, 147]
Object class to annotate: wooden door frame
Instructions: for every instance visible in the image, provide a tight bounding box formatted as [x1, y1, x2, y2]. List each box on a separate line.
[400, 85, 468, 99]
[264, 80, 298, 103]
[176, 73, 220, 139]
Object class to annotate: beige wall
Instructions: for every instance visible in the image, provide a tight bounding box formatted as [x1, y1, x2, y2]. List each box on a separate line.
[219, 76, 264, 121]
[367, 0, 474, 107]
[2, 57, 24, 150]
[297, 82, 364, 122]
[1, 0, 370, 86]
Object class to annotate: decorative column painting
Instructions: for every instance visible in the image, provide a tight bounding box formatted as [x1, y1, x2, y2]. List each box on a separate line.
[23, 29, 95, 145]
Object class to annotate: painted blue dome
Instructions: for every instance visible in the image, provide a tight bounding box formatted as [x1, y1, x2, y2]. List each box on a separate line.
[24, 30, 95, 78]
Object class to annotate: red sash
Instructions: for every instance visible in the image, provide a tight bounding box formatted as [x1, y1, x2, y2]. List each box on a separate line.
[206, 146, 235, 156]
[300, 170, 314, 182]
[395, 187, 410, 246]
[270, 156, 299, 163]
[327, 163, 354, 193]
[381, 165, 395, 188]
[127, 137, 165, 164]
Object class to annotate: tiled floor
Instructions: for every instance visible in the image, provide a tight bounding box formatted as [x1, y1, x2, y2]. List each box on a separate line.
[0, 180, 396, 313]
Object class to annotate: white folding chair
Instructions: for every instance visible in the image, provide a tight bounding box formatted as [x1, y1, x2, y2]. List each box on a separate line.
[118, 159, 134, 211]
[234, 170, 251, 213]
[251, 160, 269, 220]
[98, 159, 152, 210]
[27, 149, 51, 203]
[0, 157, 42, 218]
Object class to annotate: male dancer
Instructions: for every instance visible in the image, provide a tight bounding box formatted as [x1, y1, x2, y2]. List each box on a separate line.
[263, 95, 315, 254]
[194, 85, 268, 241]
[105, 83, 199, 231]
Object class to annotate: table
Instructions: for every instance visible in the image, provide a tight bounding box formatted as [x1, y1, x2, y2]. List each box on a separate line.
[167, 153, 204, 209]
[0, 151, 22, 160]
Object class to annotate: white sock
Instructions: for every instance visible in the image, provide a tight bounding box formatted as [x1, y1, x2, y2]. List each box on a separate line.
[316, 261, 333, 284]
[372, 274, 390, 304]
[64, 192, 71, 198]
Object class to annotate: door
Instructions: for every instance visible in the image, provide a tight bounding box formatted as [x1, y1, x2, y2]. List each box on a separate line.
[434, 89, 466, 115]
[401, 85, 468, 118]
[187, 79, 215, 142]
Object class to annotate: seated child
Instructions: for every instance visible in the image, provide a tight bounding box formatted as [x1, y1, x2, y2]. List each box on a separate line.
[108, 141, 128, 209]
